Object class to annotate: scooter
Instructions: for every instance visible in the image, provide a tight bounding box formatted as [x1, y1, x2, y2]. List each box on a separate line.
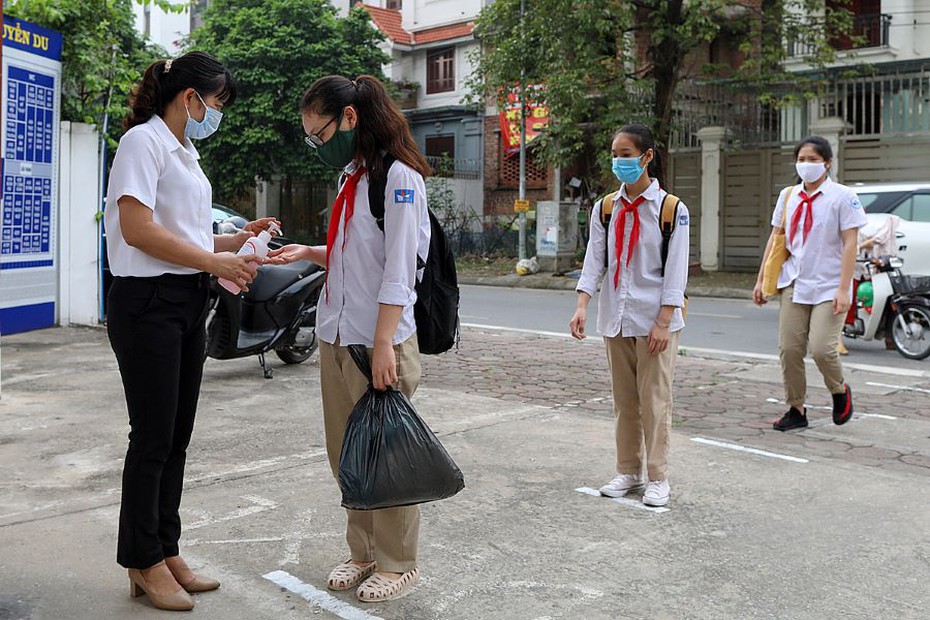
[843, 256, 930, 360]
[205, 219, 325, 377]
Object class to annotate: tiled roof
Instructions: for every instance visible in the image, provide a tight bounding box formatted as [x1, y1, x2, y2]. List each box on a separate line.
[361, 4, 412, 44]
[360, 4, 474, 46]
[412, 21, 475, 45]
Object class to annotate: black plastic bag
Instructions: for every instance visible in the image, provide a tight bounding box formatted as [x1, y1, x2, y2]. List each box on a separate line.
[338, 345, 465, 510]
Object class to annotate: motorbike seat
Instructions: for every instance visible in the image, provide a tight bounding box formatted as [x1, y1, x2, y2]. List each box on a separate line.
[245, 260, 320, 302]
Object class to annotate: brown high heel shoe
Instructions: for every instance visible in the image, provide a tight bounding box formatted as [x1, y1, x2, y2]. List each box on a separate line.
[128, 562, 194, 611]
[165, 555, 220, 593]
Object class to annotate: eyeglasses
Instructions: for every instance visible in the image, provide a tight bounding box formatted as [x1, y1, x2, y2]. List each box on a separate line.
[303, 115, 339, 149]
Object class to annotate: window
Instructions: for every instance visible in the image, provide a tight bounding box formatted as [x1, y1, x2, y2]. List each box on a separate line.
[386, 0, 402, 9]
[425, 135, 455, 176]
[426, 48, 455, 94]
[425, 135, 455, 158]
[895, 193, 930, 222]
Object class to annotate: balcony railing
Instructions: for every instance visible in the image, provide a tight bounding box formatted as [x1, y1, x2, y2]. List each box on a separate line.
[425, 155, 482, 180]
[788, 13, 891, 57]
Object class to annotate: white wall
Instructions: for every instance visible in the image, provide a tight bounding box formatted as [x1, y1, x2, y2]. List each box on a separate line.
[403, 0, 483, 30]
[133, 3, 190, 55]
[58, 122, 101, 327]
[882, 0, 930, 61]
[787, 0, 930, 71]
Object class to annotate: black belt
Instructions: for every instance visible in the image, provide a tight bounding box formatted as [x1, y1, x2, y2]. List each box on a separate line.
[115, 272, 210, 289]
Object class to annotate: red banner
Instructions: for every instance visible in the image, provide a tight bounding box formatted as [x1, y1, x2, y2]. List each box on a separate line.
[499, 85, 549, 157]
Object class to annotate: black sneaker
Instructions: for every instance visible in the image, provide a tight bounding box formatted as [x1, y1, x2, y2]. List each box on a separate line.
[832, 384, 854, 425]
[773, 407, 808, 431]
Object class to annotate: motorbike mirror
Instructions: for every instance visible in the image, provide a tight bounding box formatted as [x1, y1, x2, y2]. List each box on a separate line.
[216, 216, 248, 235]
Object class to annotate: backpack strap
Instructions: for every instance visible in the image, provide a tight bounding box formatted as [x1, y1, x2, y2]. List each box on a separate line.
[659, 193, 681, 278]
[598, 190, 619, 268]
[367, 152, 397, 232]
[368, 152, 427, 269]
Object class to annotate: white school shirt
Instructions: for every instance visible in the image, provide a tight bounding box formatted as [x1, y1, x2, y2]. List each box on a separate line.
[576, 179, 689, 338]
[772, 177, 867, 305]
[316, 159, 431, 347]
[104, 115, 213, 277]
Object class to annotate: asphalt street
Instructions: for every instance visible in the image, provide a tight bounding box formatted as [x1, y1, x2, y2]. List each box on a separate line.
[458, 284, 929, 372]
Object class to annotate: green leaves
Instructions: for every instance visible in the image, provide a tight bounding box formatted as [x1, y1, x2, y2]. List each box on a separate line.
[472, 0, 857, 192]
[188, 0, 389, 201]
[6, 0, 165, 153]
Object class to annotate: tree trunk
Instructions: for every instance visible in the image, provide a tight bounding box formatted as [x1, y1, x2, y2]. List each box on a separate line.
[647, 0, 686, 190]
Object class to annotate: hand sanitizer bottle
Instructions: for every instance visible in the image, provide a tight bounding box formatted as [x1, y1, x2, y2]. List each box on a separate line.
[218, 222, 282, 294]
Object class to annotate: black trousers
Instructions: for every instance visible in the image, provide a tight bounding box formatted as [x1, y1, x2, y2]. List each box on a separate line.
[106, 273, 210, 569]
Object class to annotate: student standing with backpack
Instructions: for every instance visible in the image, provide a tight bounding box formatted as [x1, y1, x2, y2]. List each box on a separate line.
[569, 123, 690, 508]
[752, 136, 866, 431]
[266, 75, 432, 602]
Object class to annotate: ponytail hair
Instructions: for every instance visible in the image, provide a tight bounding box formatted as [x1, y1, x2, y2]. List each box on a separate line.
[124, 51, 237, 130]
[300, 74, 431, 181]
[614, 123, 666, 190]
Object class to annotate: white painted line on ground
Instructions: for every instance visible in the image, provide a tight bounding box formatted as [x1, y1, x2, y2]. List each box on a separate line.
[574, 487, 670, 514]
[866, 381, 930, 394]
[185, 537, 285, 545]
[680, 346, 930, 378]
[764, 397, 897, 420]
[462, 322, 579, 341]
[690, 438, 809, 463]
[859, 413, 899, 420]
[186, 495, 279, 531]
[263, 570, 383, 620]
[687, 312, 742, 319]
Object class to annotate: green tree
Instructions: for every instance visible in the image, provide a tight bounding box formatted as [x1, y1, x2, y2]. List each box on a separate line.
[471, 0, 856, 188]
[5, 0, 169, 144]
[188, 0, 389, 202]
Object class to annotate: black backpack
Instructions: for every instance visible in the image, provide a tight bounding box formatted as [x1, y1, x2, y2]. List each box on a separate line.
[367, 154, 459, 354]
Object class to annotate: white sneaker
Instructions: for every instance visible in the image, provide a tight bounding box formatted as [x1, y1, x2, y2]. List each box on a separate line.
[598, 474, 645, 498]
[643, 480, 670, 507]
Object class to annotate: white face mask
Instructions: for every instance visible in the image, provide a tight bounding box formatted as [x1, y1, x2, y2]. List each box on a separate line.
[796, 161, 827, 184]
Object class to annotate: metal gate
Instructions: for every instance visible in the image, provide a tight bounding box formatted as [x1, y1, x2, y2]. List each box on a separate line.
[721, 146, 796, 271]
[841, 137, 930, 184]
[667, 149, 701, 264]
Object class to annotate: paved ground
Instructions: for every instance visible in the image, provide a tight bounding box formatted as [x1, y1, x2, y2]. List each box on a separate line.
[1, 326, 928, 619]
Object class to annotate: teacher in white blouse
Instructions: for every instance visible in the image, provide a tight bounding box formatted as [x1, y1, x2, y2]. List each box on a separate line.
[104, 51, 277, 612]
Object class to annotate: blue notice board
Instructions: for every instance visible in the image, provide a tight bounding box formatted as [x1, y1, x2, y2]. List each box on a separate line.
[1, 16, 62, 335]
[2, 66, 55, 260]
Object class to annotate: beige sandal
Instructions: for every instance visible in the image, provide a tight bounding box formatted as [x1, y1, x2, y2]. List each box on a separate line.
[356, 567, 419, 602]
[327, 560, 376, 591]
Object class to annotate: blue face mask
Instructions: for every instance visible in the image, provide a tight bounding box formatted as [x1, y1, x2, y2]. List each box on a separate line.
[185, 92, 223, 140]
[612, 155, 646, 185]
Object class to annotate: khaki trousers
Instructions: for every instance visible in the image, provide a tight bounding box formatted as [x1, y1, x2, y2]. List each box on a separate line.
[604, 331, 679, 481]
[779, 285, 846, 409]
[319, 335, 422, 573]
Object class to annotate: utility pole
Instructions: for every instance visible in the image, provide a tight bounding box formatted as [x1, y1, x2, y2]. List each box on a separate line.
[517, 0, 527, 260]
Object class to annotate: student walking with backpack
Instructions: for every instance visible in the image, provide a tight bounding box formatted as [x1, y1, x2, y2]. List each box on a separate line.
[569, 123, 690, 508]
[752, 136, 866, 431]
[265, 74, 436, 602]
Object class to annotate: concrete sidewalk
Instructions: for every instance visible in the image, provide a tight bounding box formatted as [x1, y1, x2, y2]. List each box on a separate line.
[1, 327, 927, 619]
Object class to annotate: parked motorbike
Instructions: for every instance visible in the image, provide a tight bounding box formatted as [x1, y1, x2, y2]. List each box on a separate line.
[843, 255, 930, 360]
[206, 219, 325, 378]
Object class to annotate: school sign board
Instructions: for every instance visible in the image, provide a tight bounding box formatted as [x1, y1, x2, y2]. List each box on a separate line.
[1, 17, 63, 335]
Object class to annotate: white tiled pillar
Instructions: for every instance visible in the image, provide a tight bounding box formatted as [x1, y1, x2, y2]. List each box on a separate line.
[696, 126, 729, 272]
